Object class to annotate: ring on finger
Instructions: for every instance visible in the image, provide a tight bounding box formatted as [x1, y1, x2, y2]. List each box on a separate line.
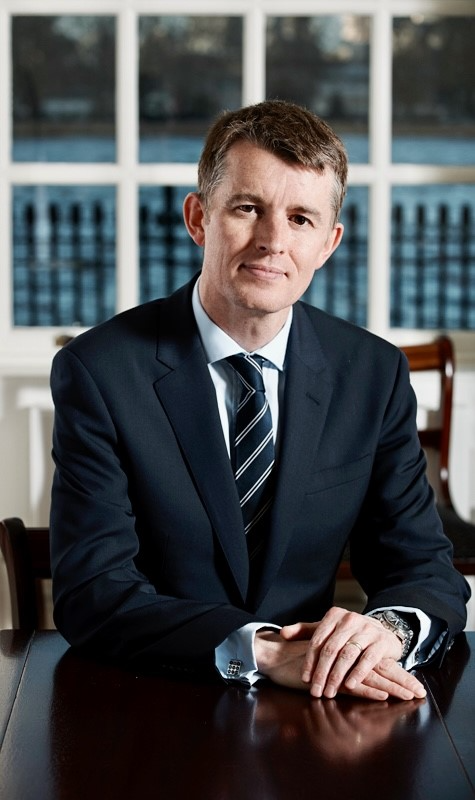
[348, 641, 363, 652]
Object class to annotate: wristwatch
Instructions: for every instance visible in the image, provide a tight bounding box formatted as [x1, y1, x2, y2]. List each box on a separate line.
[370, 610, 414, 659]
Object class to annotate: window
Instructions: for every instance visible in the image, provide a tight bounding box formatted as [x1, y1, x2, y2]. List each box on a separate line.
[1, 0, 474, 373]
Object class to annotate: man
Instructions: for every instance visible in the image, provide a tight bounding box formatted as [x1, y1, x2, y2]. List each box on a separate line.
[50, 100, 470, 702]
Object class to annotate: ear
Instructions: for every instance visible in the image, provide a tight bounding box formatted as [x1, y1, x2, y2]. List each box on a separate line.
[183, 192, 206, 247]
[316, 222, 344, 271]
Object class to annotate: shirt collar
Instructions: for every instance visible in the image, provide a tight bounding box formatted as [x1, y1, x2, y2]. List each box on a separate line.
[192, 277, 291, 371]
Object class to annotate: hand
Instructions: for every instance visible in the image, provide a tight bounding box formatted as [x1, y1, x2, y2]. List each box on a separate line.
[254, 630, 310, 690]
[280, 607, 426, 701]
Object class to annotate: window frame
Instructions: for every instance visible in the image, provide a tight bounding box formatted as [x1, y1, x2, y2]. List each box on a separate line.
[1, 0, 474, 375]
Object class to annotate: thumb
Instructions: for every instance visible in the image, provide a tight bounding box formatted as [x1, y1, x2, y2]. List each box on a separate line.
[280, 622, 318, 640]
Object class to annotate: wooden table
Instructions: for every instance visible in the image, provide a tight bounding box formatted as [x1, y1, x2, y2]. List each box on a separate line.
[1, 630, 474, 800]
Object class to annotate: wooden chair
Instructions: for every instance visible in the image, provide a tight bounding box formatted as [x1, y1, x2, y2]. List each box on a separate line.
[398, 335, 475, 576]
[404, 335, 454, 509]
[0, 517, 50, 629]
[338, 335, 475, 579]
[1, 338, 474, 628]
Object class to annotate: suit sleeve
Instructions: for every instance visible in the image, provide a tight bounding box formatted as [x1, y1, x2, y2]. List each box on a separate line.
[350, 351, 470, 648]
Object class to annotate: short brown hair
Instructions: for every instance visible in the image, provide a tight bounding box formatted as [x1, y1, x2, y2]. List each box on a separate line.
[197, 100, 348, 226]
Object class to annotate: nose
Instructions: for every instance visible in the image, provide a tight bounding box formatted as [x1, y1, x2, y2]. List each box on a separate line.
[255, 214, 287, 255]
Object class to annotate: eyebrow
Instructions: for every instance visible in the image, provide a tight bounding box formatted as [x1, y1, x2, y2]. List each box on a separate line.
[226, 193, 323, 221]
[226, 192, 262, 207]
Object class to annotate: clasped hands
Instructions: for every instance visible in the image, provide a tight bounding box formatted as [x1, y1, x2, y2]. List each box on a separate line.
[254, 606, 426, 702]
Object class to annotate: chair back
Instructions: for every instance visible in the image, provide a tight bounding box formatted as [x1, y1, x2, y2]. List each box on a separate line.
[401, 335, 454, 508]
[0, 517, 50, 629]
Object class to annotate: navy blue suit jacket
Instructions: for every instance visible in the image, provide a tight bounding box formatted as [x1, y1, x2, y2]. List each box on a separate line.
[50, 277, 470, 672]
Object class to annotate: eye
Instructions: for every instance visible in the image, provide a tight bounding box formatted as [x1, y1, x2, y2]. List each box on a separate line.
[237, 204, 257, 214]
[291, 214, 311, 227]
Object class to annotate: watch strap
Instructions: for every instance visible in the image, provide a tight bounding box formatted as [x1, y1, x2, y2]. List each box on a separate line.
[369, 611, 414, 659]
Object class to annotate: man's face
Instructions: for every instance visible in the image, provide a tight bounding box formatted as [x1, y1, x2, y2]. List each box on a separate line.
[184, 140, 344, 337]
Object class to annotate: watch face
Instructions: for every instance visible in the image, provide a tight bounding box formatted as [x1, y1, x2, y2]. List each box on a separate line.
[385, 611, 400, 625]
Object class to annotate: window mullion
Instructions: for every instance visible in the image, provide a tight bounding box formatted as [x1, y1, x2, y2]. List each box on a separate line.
[0, 8, 12, 359]
[243, 6, 265, 105]
[367, 6, 393, 336]
[116, 6, 139, 314]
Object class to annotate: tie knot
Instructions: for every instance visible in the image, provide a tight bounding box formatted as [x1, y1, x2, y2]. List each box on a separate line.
[227, 354, 266, 393]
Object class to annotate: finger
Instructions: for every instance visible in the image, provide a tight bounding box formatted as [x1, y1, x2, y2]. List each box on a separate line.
[300, 617, 348, 682]
[301, 608, 375, 683]
[346, 660, 427, 701]
[356, 674, 415, 701]
[336, 682, 390, 702]
[372, 659, 427, 699]
[309, 638, 369, 697]
[338, 668, 418, 701]
[343, 643, 398, 690]
[360, 678, 418, 701]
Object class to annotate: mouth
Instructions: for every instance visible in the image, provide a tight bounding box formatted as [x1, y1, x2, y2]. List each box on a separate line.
[240, 263, 285, 280]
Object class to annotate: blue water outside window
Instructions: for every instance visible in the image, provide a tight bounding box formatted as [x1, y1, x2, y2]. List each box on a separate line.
[266, 15, 370, 165]
[138, 16, 243, 164]
[392, 16, 475, 166]
[12, 16, 116, 163]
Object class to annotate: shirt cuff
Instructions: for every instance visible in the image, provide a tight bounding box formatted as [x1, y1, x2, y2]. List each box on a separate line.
[215, 622, 281, 686]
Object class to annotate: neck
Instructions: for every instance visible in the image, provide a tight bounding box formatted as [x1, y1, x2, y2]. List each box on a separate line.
[211, 307, 289, 352]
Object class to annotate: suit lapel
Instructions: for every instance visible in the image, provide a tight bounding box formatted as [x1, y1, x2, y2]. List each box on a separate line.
[152, 281, 249, 602]
[254, 304, 334, 607]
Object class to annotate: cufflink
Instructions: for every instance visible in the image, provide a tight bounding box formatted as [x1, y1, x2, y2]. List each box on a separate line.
[226, 659, 243, 678]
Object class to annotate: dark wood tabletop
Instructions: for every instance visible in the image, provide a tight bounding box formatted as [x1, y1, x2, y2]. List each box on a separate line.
[0, 629, 474, 800]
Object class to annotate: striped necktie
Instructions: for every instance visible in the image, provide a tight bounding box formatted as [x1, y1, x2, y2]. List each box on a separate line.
[227, 354, 275, 563]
